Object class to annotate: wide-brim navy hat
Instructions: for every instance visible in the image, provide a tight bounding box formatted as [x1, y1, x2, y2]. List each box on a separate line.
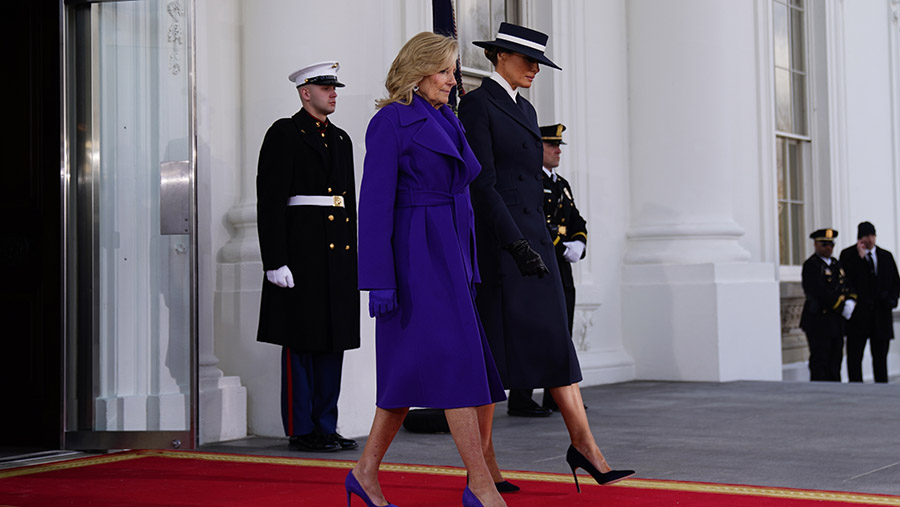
[473, 22, 561, 70]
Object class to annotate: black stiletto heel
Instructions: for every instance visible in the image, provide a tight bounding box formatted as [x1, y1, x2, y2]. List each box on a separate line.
[565, 445, 634, 493]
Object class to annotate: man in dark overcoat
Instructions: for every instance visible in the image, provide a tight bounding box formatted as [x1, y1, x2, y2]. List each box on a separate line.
[838, 221, 900, 382]
[256, 61, 359, 452]
[800, 228, 856, 382]
[459, 27, 583, 411]
[508, 123, 589, 415]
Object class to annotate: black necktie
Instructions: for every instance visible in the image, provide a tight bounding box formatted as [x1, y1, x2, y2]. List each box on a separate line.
[866, 251, 875, 275]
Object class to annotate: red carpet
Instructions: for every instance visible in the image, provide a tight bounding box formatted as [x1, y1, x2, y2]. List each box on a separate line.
[1, 450, 899, 506]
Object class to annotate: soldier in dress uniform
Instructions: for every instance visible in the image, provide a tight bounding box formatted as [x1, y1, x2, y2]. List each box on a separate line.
[256, 61, 360, 452]
[799, 228, 857, 382]
[507, 123, 588, 415]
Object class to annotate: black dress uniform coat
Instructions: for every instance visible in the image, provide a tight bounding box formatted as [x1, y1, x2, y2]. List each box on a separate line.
[459, 78, 581, 389]
[256, 108, 360, 353]
[799, 254, 855, 381]
[543, 171, 587, 334]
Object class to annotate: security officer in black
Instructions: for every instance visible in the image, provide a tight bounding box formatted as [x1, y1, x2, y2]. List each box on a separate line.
[800, 228, 857, 382]
[507, 123, 588, 415]
[256, 61, 359, 452]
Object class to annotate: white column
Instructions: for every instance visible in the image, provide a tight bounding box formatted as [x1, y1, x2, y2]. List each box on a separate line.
[547, 0, 635, 384]
[195, 0, 247, 444]
[622, 0, 781, 381]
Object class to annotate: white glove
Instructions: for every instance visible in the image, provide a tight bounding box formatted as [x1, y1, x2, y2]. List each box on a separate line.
[266, 265, 295, 288]
[562, 240, 585, 263]
[841, 298, 856, 320]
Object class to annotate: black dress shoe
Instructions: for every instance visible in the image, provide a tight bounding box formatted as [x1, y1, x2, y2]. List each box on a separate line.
[288, 432, 340, 452]
[507, 404, 552, 417]
[495, 480, 520, 493]
[541, 400, 588, 412]
[328, 433, 358, 450]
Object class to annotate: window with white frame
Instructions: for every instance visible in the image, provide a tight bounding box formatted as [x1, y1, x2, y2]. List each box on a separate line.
[774, 0, 810, 266]
[456, 0, 520, 92]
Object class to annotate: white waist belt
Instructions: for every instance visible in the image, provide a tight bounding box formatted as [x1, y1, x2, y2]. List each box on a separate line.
[287, 195, 344, 208]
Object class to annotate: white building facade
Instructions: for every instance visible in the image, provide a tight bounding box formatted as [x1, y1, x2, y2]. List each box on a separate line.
[192, 0, 900, 442]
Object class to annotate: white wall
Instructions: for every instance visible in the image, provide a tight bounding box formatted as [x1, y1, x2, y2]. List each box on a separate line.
[548, 0, 635, 382]
[840, 0, 900, 376]
[843, 0, 899, 251]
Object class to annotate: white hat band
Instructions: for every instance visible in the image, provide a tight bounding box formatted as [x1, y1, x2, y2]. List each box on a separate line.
[496, 33, 546, 52]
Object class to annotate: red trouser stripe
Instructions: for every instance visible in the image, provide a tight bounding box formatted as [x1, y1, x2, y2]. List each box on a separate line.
[285, 347, 294, 435]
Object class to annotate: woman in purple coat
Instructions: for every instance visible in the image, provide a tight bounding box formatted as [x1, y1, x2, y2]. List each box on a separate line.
[346, 33, 507, 507]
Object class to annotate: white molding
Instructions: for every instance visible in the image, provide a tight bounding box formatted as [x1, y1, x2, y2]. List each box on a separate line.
[754, 0, 780, 271]
[889, 0, 900, 247]
[400, 0, 431, 41]
[551, 0, 590, 283]
[824, 0, 851, 236]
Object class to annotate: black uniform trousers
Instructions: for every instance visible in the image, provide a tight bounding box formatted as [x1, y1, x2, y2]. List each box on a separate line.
[805, 314, 844, 382]
[280, 347, 343, 436]
[846, 327, 890, 383]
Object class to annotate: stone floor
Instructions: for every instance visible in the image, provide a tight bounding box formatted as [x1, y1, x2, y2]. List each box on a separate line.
[203, 380, 900, 496]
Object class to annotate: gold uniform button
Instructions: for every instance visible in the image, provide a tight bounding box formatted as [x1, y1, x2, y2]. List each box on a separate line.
[345, 217, 350, 223]
[329, 243, 335, 250]
[342, 191, 347, 196]
[328, 215, 334, 221]
[561, 218, 566, 223]
[327, 187, 332, 193]
[558, 204, 563, 208]
[345, 245, 350, 250]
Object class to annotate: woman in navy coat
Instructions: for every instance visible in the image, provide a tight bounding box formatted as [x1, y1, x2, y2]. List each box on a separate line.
[347, 33, 507, 507]
[459, 23, 634, 492]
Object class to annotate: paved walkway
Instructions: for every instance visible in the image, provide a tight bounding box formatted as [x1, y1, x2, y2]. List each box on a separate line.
[204, 380, 900, 496]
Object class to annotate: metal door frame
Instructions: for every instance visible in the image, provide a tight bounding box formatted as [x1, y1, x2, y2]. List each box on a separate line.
[61, 0, 198, 450]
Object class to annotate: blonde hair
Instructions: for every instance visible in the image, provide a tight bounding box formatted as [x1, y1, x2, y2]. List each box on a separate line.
[376, 32, 459, 109]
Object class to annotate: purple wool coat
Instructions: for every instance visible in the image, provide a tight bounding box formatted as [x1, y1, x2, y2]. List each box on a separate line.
[358, 94, 506, 409]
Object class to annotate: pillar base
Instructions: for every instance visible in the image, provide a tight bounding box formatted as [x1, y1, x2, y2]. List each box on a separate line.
[623, 262, 781, 381]
[199, 373, 247, 444]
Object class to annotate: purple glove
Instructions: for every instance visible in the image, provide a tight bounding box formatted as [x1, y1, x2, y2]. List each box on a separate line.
[368, 289, 398, 319]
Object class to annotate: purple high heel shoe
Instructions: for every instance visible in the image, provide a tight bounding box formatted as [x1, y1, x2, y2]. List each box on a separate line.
[345, 470, 397, 507]
[462, 486, 483, 507]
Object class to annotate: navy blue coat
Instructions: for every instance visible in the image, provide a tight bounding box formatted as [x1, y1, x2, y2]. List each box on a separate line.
[459, 78, 582, 389]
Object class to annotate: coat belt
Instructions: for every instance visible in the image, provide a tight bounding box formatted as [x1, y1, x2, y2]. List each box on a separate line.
[395, 189, 474, 283]
[287, 195, 344, 207]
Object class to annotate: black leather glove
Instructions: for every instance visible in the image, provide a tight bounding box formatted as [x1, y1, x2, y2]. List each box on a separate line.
[505, 239, 549, 278]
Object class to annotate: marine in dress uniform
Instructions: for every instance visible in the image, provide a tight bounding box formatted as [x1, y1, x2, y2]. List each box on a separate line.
[256, 62, 359, 452]
[799, 228, 857, 382]
[507, 124, 589, 415]
[838, 222, 900, 383]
